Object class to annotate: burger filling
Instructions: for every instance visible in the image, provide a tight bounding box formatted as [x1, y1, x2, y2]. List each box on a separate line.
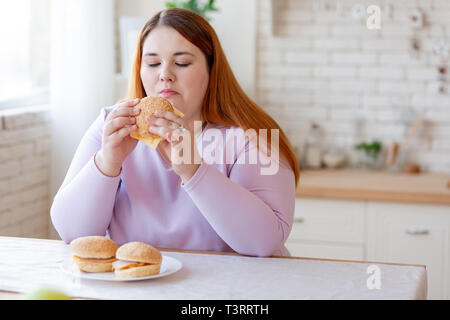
[73, 255, 117, 264]
[113, 260, 152, 270]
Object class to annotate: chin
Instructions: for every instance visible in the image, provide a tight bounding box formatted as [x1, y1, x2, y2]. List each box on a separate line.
[165, 96, 184, 111]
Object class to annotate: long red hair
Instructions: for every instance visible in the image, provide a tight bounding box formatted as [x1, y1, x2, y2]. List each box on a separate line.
[125, 8, 300, 188]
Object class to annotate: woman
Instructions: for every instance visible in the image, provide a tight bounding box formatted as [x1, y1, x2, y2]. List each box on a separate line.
[51, 8, 300, 257]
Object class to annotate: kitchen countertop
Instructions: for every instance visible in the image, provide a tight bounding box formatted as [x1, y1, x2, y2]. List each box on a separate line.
[296, 169, 450, 205]
[0, 236, 427, 300]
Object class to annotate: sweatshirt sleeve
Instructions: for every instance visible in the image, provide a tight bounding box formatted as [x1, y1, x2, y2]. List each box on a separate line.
[181, 138, 297, 257]
[50, 107, 121, 243]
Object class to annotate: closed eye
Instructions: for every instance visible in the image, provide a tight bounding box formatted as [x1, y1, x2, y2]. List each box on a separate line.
[176, 63, 191, 67]
[147, 63, 190, 67]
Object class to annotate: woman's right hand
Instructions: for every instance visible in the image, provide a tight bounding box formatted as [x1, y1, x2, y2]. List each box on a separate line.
[95, 98, 141, 177]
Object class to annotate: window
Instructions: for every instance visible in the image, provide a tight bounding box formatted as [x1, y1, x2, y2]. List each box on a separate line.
[0, 0, 49, 110]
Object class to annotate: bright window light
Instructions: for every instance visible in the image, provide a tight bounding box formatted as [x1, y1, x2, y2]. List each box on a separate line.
[0, 0, 49, 109]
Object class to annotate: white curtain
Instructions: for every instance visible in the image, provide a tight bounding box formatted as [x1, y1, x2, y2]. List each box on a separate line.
[49, 0, 115, 198]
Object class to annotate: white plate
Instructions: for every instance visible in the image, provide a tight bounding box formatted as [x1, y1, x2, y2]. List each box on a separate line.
[60, 255, 182, 281]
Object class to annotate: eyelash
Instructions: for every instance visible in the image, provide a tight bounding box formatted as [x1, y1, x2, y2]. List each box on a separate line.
[147, 63, 190, 68]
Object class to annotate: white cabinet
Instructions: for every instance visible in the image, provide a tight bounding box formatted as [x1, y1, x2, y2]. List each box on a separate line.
[366, 202, 449, 300]
[287, 197, 450, 300]
[286, 198, 366, 261]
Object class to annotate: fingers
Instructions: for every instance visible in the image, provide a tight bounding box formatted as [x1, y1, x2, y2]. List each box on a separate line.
[104, 116, 137, 137]
[119, 98, 140, 109]
[112, 124, 138, 141]
[104, 98, 141, 137]
[147, 116, 180, 130]
[106, 100, 141, 122]
[149, 124, 188, 144]
[147, 111, 185, 141]
[148, 124, 172, 141]
[153, 110, 183, 123]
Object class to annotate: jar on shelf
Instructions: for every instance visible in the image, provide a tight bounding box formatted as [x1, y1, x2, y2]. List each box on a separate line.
[304, 123, 323, 169]
[323, 147, 347, 169]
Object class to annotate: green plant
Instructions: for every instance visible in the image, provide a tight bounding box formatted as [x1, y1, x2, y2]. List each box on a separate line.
[165, 0, 218, 21]
[355, 140, 382, 160]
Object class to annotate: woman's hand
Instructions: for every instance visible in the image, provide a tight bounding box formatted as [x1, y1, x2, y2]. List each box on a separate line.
[95, 98, 141, 177]
[148, 111, 203, 183]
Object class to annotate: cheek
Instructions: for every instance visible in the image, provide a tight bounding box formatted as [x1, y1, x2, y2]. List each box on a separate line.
[183, 69, 209, 99]
[140, 69, 158, 91]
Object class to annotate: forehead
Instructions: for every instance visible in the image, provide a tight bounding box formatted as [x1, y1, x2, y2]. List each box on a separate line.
[142, 26, 199, 55]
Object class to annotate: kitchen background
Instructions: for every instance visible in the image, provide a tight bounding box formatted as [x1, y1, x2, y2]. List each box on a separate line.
[0, 0, 449, 298]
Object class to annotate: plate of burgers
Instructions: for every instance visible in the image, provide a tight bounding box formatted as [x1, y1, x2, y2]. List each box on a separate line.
[61, 236, 182, 281]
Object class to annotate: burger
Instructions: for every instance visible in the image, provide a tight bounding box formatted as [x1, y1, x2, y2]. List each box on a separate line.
[113, 242, 162, 278]
[130, 96, 184, 149]
[70, 236, 118, 273]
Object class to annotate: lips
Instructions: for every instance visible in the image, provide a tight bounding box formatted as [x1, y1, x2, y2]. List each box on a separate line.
[159, 89, 178, 98]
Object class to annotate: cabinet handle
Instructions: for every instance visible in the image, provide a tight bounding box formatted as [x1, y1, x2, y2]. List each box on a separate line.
[405, 227, 430, 235]
[294, 217, 305, 223]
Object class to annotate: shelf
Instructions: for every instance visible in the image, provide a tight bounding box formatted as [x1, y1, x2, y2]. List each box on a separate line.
[296, 169, 450, 205]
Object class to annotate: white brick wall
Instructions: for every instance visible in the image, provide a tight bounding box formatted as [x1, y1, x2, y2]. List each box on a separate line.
[255, 0, 450, 173]
[0, 106, 51, 238]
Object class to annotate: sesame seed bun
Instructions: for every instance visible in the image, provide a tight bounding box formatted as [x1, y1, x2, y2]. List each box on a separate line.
[130, 96, 184, 149]
[69, 236, 118, 273]
[116, 241, 162, 264]
[70, 236, 118, 259]
[114, 242, 162, 278]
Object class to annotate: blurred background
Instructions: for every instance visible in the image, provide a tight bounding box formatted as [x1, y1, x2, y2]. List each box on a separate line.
[0, 0, 450, 299]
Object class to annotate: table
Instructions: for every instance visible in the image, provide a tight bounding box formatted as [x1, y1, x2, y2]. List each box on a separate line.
[0, 237, 427, 300]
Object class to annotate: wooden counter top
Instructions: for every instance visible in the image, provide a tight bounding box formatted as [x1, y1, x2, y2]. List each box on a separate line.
[296, 169, 450, 205]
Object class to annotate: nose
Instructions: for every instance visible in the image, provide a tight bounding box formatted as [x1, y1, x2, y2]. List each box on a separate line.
[159, 64, 175, 82]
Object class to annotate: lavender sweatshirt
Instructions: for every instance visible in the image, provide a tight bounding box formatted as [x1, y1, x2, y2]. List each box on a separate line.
[50, 105, 296, 257]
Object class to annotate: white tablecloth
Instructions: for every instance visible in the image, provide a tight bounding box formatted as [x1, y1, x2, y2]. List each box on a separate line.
[0, 237, 427, 300]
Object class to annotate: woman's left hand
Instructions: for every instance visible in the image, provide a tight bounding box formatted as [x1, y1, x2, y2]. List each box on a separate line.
[147, 111, 202, 183]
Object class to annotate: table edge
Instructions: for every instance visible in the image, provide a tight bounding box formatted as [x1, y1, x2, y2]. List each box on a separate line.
[0, 236, 427, 269]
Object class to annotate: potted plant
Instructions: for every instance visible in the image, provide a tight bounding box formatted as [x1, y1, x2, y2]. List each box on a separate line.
[165, 0, 218, 21]
[355, 140, 382, 169]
